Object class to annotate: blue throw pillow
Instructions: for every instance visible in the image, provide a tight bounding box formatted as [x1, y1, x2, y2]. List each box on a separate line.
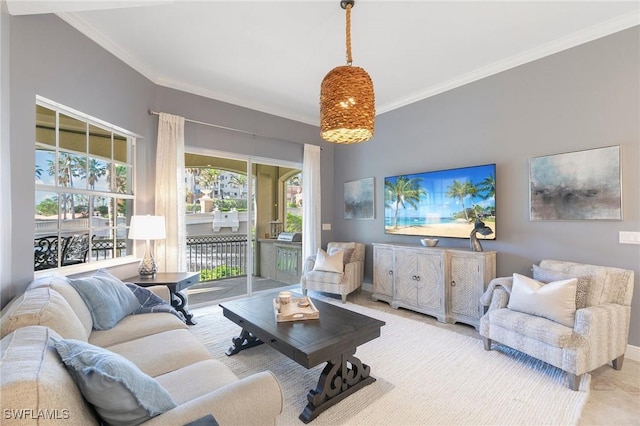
[52, 337, 177, 426]
[69, 269, 140, 330]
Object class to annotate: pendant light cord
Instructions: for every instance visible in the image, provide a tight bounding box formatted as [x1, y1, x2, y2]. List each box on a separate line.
[346, 3, 353, 65]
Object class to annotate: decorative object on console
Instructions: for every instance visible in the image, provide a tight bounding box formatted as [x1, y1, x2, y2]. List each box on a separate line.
[420, 238, 439, 247]
[384, 163, 496, 239]
[344, 177, 375, 219]
[469, 219, 494, 252]
[128, 215, 166, 278]
[320, 0, 375, 144]
[529, 145, 621, 221]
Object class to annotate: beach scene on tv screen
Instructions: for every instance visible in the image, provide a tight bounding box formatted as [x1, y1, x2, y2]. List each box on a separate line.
[384, 164, 496, 239]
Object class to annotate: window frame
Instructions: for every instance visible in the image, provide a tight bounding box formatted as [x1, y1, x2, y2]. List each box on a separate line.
[34, 96, 138, 274]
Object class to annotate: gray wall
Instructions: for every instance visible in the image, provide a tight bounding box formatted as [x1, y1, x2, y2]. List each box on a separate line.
[3, 13, 332, 306]
[333, 27, 640, 346]
[4, 12, 638, 346]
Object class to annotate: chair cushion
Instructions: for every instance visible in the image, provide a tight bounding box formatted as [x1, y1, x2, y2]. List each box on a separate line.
[532, 265, 590, 309]
[69, 269, 140, 330]
[306, 270, 344, 285]
[53, 337, 177, 426]
[507, 273, 577, 327]
[313, 248, 343, 273]
[487, 308, 575, 347]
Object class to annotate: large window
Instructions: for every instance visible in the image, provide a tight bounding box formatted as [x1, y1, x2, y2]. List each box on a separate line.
[34, 97, 136, 271]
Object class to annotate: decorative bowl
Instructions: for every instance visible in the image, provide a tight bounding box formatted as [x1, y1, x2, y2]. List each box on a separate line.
[420, 238, 439, 247]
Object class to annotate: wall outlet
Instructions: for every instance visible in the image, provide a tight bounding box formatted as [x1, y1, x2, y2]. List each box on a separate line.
[322, 223, 331, 231]
[619, 231, 640, 244]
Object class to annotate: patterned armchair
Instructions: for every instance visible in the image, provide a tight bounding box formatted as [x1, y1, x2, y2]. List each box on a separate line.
[302, 242, 365, 303]
[479, 259, 634, 390]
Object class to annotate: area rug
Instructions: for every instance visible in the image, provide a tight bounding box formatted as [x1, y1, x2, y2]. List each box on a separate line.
[189, 299, 590, 426]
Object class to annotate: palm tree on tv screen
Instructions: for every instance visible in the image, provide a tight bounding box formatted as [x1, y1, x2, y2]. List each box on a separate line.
[446, 180, 477, 222]
[385, 176, 426, 229]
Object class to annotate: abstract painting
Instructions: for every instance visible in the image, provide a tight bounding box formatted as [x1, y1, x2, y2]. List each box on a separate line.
[529, 145, 621, 220]
[344, 177, 375, 220]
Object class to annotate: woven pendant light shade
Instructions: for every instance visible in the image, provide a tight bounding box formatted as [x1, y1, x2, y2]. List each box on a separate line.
[320, 0, 375, 144]
[320, 65, 375, 143]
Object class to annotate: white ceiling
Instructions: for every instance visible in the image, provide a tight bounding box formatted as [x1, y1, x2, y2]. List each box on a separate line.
[8, 1, 640, 125]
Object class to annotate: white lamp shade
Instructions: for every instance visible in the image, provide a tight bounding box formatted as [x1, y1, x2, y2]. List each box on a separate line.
[128, 215, 166, 240]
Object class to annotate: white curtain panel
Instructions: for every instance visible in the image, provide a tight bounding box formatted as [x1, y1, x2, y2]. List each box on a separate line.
[302, 144, 321, 263]
[154, 113, 186, 272]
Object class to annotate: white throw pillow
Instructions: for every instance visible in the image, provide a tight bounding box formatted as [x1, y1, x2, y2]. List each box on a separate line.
[507, 273, 578, 327]
[313, 248, 344, 273]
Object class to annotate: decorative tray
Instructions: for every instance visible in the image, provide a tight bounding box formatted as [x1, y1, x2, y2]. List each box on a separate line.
[274, 297, 319, 322]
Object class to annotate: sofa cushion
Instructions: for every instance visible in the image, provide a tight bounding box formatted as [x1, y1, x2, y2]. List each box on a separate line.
[0, 326, 98, 424]
[69, 269, 140, 330]
[532, 264, 590, 309]
[53, 337, 177, 426]
[155, 359, 239, 405]
[508, 273, 577, 327]
[0, 287, 88, 341]
[105, 329, 212, 377]
[89, 312, 188, 347]
[313, 248, 343, 273]
[29, 274, 94, 336]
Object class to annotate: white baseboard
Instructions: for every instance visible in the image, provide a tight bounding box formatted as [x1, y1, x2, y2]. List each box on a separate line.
[360, 281, 640, 362]
[626, 344, 640, 362]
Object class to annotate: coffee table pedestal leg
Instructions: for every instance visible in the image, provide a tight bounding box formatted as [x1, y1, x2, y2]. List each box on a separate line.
[300, 349, 375, 424]
[225, 329, 264, 356]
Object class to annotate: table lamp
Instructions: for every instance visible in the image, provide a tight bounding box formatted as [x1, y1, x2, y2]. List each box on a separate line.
[128, 215, 166, 278]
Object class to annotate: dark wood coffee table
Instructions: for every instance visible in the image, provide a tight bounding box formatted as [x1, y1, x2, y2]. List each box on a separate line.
[220, 291, 385, 423]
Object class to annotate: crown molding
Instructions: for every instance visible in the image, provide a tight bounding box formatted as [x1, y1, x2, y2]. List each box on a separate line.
[153, 77, 319, 126]
[59, 9, 638, 125]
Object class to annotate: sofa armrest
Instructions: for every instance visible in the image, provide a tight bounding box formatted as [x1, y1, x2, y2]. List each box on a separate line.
[147, 285, 171, 303]
[144, 371, 283, 426]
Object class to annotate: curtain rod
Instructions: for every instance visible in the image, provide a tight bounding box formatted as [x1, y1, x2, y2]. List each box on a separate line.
[148, 109, 306, 146]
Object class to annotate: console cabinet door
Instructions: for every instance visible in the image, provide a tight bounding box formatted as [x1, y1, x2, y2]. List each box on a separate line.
[448, 251, 496, 328]
[416, 251, 444, 310]
[394, 250, 419, 305]
[373, 245, 394, 300]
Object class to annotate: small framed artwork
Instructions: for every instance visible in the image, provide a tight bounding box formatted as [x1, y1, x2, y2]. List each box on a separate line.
[344, 177, 375, 220]
[529, 145, 621, 221]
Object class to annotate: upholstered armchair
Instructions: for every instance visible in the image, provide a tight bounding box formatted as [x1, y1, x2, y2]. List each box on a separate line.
[479, 259, 634, 391]
[302, 242, 365, 303]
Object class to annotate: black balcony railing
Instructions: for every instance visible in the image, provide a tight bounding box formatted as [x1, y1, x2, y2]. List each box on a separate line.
[34, 234, 128, 271]
[186, 234, 251, 281]
[34, 234, 249, 281]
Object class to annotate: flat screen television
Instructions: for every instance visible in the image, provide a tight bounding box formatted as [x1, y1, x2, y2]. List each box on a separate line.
[384, 163, 496, 239]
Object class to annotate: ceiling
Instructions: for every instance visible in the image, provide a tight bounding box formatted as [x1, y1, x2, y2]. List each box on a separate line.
[7, 1, 639, 126]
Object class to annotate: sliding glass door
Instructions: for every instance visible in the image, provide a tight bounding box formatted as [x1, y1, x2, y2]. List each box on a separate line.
[183, 148, 302, 307]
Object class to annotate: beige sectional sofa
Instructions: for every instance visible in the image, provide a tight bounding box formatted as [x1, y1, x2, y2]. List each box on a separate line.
[1, 273, 283, 425]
